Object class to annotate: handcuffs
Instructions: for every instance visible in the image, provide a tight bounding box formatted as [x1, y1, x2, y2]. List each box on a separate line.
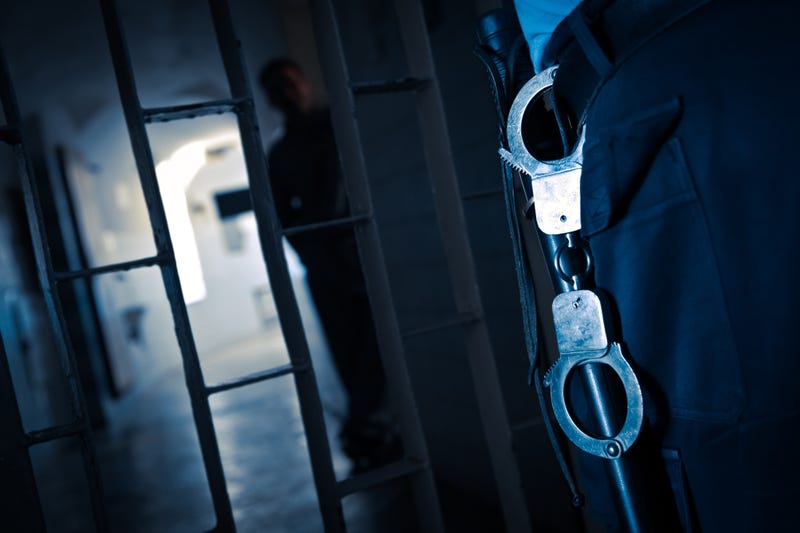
[500, 66, 644, 460]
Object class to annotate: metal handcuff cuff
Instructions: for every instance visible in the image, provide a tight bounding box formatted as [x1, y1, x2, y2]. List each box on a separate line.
[500, 66, 644, 460]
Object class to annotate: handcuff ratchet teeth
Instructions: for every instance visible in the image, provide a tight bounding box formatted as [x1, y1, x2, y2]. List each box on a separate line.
[499, 66, 583, 236]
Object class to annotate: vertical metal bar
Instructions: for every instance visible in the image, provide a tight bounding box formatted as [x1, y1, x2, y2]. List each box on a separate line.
[391, 1, 533, 531]
[54, 148, 118, 397]
[205, 2, 344, 531]
[27, 118, 107, 428]
[308, 1, 445, 531]
[0, 41, 110, 533]
[96, 1, 235, 530]
[0, 330, 47, 532]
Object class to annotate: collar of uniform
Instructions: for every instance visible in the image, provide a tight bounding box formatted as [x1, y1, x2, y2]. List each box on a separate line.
[542, 0, 709, 126]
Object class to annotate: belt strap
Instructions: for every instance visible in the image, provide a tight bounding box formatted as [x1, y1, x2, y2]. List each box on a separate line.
[543, 0, 710, 126]
[475, 9, 585, 507]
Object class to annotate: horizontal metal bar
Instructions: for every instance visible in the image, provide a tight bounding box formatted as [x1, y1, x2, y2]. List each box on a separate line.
[0, 124, 19, 144]
[337, 457, 426, 498]
[350, 77, 431, 95]
[401, 313, 481, 339]
[142, 98, 246, 123]
[25, 419, 84, 446]
[205, 362, 309, 396]
[54, 254, 166, 282]
[279, 213, 371, 237]
[510, 416, 544, 433]
[461, 187, 504, 200]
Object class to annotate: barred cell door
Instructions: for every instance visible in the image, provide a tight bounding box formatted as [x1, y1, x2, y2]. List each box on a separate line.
[1, 0, 534, 531]
[308, 0, 533, 531]
[0, 0, 444, 530]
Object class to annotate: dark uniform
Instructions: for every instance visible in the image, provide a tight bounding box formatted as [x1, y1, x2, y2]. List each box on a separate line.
[542, 0, 800, 529]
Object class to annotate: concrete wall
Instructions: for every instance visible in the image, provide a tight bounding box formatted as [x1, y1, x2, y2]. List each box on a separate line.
[0, 0, 294, 398]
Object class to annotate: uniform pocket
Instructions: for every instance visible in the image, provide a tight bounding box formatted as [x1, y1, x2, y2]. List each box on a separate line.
[581, 99, 745, 423]
[581, 98, 686, 237]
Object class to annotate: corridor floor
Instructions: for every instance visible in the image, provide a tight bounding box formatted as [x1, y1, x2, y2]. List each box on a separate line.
[31, 326, 416, 532]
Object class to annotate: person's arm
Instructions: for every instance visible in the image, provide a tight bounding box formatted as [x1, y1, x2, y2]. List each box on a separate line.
[514, 0, 578, 72]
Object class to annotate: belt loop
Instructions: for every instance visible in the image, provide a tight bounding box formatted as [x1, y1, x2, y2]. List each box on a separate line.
[566, 8, 612, 77]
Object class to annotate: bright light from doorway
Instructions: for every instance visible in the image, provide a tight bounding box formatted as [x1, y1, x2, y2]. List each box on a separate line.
[156, 133, 239, 305]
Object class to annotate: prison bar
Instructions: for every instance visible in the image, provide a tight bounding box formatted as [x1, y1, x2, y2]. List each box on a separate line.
[25, 419, 84, 446]
[509, 416, 546, 433]
[142, 98, 246, 123]
[400, 313, 481, 339]
[54, 254, 167, 282]
[310, 1, 446, 531]
[461, 187, 504, 200]
[48, 143, 120, 403]
[279, 213, 371, 237]
[392, 0, 533, 530]
[204, 362, 309, 396]
[336, 457, 426, 498]
[350, 77, 431, 95]
[98, 0, 236, 529]
[207, 0, 346, 530]
[0, 41, 111, 532]
[0, 330, 47, 531]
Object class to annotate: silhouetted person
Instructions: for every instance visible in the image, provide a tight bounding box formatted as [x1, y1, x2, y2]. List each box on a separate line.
[259, 58, 398, 471]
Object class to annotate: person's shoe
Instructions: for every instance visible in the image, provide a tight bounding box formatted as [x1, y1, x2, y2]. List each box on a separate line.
[340, 421, 403, 475]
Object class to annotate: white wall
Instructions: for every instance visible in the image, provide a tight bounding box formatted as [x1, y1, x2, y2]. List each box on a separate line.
[0, 0, 301, 405]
